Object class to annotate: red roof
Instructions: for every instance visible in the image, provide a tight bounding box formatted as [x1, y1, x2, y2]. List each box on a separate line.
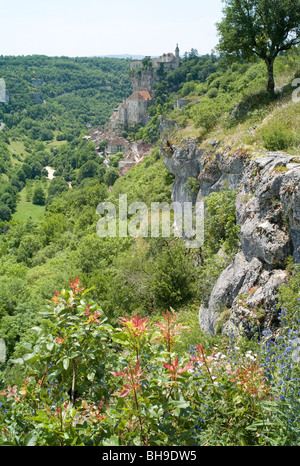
[127, 91, 152, 101]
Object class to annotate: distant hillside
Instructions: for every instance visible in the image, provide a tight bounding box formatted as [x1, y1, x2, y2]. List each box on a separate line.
[0, 55, 131, 135]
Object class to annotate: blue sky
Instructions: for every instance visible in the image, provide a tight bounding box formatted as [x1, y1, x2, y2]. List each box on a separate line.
[0, 0, 224, 57]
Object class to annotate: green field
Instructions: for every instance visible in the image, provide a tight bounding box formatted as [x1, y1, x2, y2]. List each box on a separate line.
[12, 183, 47, 222]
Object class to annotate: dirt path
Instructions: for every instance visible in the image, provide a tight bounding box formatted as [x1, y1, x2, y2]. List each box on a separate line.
[44, 166, 56, 180]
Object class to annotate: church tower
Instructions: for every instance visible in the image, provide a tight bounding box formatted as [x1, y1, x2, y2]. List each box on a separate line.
[175, 44, 179, 59]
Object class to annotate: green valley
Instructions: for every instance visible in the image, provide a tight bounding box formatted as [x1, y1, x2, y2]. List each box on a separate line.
[1, 0, 300, 446]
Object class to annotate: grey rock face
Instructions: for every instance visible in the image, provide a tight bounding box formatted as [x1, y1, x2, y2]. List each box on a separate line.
[162, 140, 300, 335]
[163, 139, 203, 204]
[199, 253, 263, 334]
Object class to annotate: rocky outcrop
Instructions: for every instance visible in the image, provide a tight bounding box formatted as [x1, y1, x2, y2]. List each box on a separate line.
[163, 138, 300, 335]
[130, 70, 159, 93]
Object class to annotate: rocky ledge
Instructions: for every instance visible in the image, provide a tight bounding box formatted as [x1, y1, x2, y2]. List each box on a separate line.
[163, 138, 300, 335]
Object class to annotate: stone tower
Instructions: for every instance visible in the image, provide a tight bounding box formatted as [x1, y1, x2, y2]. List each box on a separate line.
[175, 44, 180, 68]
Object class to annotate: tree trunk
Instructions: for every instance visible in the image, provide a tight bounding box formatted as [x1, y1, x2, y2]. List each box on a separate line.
[265, 58, 275, 98]
[71, 359, 76, 405]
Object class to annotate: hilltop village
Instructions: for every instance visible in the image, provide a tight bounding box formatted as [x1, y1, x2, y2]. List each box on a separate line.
[88, 46, 180, 175]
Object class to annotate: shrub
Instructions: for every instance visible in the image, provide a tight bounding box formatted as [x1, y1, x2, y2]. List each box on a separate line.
[262, 126, 297, 151]
[1, 278, 300, 446]
[207, 87, 218, 99]
[192, 95, 232, 130]
[32, 185, 46, 206]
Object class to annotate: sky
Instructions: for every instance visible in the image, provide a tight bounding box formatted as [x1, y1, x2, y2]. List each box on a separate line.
[0, 0, 224, 57]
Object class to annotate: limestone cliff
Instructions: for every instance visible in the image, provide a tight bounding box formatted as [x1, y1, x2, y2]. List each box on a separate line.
[163, 138, 300, 335]
[130, 69, 159, 93]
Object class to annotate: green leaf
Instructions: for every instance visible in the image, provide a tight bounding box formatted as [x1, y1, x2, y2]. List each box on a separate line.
[63, 358, 70, 370]
[87, 371, 95, 381]
[21, 342, 33, 351]
[111, 332, 129, 345]
[12, 357, 24, 365]
[46, 342, 55, 352]
[24, 431, 38, 446]
[32, 326, 42, 333]
[102, 435, 119, 446]
[23, 353, 37, 362]
[171, 399, 189, 409]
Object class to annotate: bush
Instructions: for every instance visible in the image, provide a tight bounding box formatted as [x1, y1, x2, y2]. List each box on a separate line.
[32, 185, 46, 206]
[1, 278, 299, 446]
[192, 94, 232, 130]
[181, 81, 197, 97]
[262, 126, 298, 151]
[0, 203, 12, 222]
[203, 187, 240, 255]
[207, 87, 218, 99]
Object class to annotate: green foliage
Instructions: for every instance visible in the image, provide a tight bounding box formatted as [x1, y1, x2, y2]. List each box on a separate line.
[184, 177, 200, 196]
[181, 81, 197, 97]
[47, 177, 69, 203]
[216, 0, 300, 96]
[135, 115, 160, 143]
[0, 55, 131, 133]
[204, 187, 240, 255]
[109, 152, 124, 168]
[103, 167, 119, 187]
[0, 203, 12, 222]
[261, 124, 298, 151]
[141, 57, 153, 70]
[1, 279, 299, 446]
[149, 239, 198, 310]
[192, 94, 232, 130]
[32, 185, 46, 206]
[277, 263, 300, 322]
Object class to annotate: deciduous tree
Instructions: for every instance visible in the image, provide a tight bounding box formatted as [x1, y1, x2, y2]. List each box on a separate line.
[216, 0, 300, 96]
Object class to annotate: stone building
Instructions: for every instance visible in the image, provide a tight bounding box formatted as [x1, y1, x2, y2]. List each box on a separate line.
[110, 90, 152, 129]
[130, 45, 180, 71]
[106, 136, 130, 155]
